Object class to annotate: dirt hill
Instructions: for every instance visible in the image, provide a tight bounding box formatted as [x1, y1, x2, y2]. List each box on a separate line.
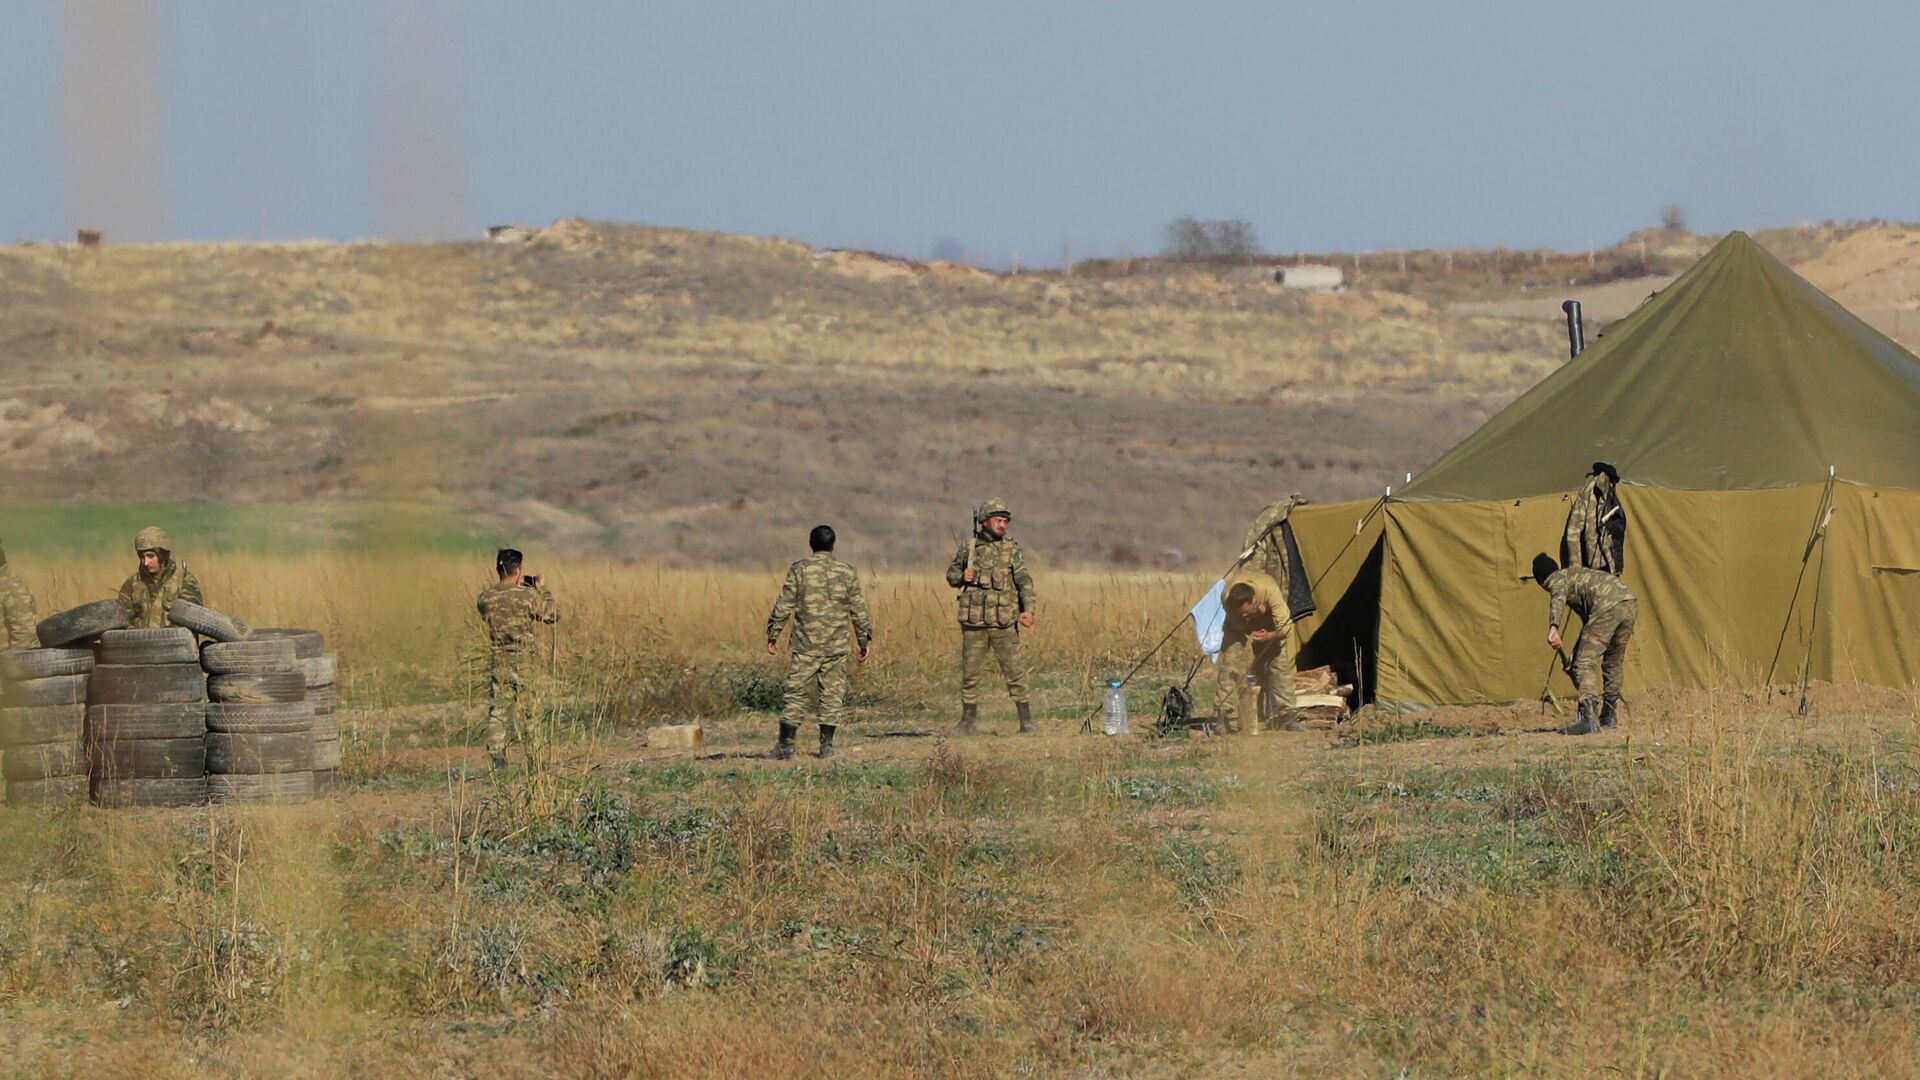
[2, 219, 1915, 567]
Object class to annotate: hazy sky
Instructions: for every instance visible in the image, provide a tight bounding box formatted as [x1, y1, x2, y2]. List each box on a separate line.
[2, 1, 1915, 262]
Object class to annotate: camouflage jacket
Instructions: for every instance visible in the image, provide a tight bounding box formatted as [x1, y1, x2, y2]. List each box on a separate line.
[1240, 498, 1298, 585]
[1563, 478, 1624, 574]
[117, 562, 204, 630]
[945, 532, 1035, 629]
[477, 580, 558, 652]
[0, 564, 37, 650]
[1546, 567, 1636, 630]
[1223, 570, 1291, 637]
[766, 552, 872, 656]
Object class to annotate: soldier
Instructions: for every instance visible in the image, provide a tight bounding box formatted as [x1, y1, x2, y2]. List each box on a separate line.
[946, 499, 1037, 734]
[765, 525, 873, 760]
[1215, 570, 1298, 733]
[476, 548, 558, 770]
[1534, 554, 1638, 735]
[1563, 462, 1626, 573]
[116, 527, 204, 629]
[0, 539, 39, 649]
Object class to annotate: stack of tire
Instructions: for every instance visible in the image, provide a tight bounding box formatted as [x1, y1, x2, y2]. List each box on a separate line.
[87, 626, 212, 808]
[0, 640, 96, 808]
[200, 621, 313, 806]
[255, 629, 340, 792]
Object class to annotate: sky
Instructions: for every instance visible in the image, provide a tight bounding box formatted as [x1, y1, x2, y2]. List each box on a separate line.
[2, 1, 1916, 264]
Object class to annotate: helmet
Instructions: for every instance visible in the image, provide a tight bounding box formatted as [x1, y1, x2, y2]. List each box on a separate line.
[974, 499, 1012, 524]
[134, 526, 172, 553]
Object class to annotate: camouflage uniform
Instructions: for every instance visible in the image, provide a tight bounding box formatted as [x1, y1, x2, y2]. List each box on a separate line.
[1240, 496, 1304, 585]
[1563, 476, 1624, 574]
[0, 555, 38, 650]
[1546, 566, 1638, 726]
[476, 579, 558, 762]
[945, 501, 1036, 711]
[1215, 570, 1296, 732]
[765, 551, 873, 730]
[117, 530, 205, 630]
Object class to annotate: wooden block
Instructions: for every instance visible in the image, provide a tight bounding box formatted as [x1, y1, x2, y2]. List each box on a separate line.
[648, 723, 704, 749]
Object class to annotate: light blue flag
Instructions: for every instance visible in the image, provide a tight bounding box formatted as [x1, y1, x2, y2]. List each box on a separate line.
[1191, 579, 1228, 660]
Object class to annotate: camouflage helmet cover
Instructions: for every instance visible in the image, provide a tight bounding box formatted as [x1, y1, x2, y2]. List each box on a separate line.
[134, 526, 172, 553]
[974, 499, 1012, 524]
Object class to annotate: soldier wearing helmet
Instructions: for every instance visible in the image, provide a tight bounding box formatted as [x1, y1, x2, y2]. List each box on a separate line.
[944, 499, 1037, 734]
[116, 526, 205, 628]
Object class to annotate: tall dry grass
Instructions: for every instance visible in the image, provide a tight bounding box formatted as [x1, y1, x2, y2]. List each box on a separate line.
[3, 555, 1920, 1074]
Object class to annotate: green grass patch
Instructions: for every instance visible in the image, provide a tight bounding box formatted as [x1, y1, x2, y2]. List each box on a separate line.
[0, 501, 495, 556]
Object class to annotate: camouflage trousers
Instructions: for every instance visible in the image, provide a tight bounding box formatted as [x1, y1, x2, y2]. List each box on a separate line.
[960, 626, 1027, 705]
[782, 651, 850, 728]
[1572, 600, 1638, 712]
[486, 649, 546, 759]
[1214, 630, 1295, 732]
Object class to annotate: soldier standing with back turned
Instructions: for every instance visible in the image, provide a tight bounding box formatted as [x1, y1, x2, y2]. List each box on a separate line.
[476, 548, 558, 770]
[765, 525, 873, 760]
[946, 499, 1037, 734]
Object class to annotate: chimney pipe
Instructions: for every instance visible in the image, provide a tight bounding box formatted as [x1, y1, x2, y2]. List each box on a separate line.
[1561, 300, 1585, 358]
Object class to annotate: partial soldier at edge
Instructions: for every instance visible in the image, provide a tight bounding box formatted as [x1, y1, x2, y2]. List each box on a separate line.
[0, 538, 39, 650]
[946, 499, 1037, 735]
[476, 547, 559, 770]
[765, 524, 873, 760]
[117, 527, 204, 629]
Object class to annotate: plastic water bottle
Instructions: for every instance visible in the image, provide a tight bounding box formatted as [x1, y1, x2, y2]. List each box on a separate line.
[1104, 681, 1128, 736]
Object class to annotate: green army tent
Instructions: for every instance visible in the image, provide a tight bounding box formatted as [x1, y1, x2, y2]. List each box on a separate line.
[1286, 231, 1920, 707]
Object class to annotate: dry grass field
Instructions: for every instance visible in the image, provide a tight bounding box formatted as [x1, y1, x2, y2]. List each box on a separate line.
[8, 219, 1912, 569]
[2, 555, 1920, 1076]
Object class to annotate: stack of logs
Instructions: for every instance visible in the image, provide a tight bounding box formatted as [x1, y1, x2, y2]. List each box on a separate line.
[1292, 665, 1357, 728]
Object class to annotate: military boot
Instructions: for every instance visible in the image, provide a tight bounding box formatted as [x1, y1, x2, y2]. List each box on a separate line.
[1600, 698, 1620, 728]
[1016, 702, 1034, 733]
[956, 704, 978, 735]
[1563, 701, 1600, 736]
[817, 724, 837, 759]
[1272, 707, 1303, 732]
[774, 722, 798, 760]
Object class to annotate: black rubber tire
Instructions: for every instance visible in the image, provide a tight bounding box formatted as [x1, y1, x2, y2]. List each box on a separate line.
[87, 703, 207, 741]
[2, 674, 89, 709]
[311, 768, 336, 794]
[250, 628, 325, 660]
[36, 600, 130, 649]
[90, 736, 206, 780]
[311, 710, 341, 741]
[0, 648, 95, 680]
[4, 739, 86, 781]
[96, 627, 199, 665]
[207, 731, 313, 774]
[91, 776, 208, 808]
[208, 771, 313, 805]
[200, 639, 297, 676]
[313, 737, 341, 770]
[205, 701, 314, 735]
[87, 664, 205, 706]
[0, 705, 86, 745]
[207, 672, 305, 704]
[167, 600, 250, 643]
[299, 655, 337, 688]
[8, 775, 89, 808]
[309, 684, 339, 712]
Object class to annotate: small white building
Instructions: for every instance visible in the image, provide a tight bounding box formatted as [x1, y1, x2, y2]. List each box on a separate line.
[1274, 264, 1344, 292]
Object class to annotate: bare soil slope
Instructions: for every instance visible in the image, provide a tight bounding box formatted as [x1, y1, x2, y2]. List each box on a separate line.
[2, 220, 1913, 565]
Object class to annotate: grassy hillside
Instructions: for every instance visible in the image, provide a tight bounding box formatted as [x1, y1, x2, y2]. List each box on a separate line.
[3, 219, 1915, 567]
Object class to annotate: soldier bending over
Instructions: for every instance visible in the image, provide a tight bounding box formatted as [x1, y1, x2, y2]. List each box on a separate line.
[1216, 570, 1298, 733]
[1535, 554, 1637, 735]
